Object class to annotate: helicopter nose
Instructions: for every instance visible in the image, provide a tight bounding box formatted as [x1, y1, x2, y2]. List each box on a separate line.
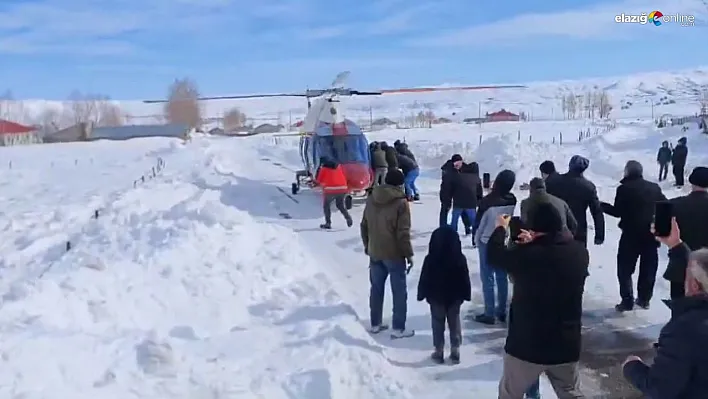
[341, 163, 371, 188]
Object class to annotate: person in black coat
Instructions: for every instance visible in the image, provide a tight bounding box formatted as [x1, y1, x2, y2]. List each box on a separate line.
[417, 225, 472, 364]
[439, 155, 472, 232]
[440, 158, 483, 234]
[546, 155, 605, 247]
[488, 203, 589, 398]
[396, 151, 420, 201]
[657, 140, 672, 181]
[379, 141, 398, 170]
[601, 160, 666, 311]
[394, 140, 416, 161]
[622, 216, 708, 398]
[665, 166, 708, 299]
[671, 136, 688, 186]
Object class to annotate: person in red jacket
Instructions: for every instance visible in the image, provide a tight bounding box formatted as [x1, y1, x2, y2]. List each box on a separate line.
[316, 157, 353, 229]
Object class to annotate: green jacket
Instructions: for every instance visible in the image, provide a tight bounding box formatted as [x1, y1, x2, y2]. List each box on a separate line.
[372, 148, 388, 169]
[360, 185, 413, 260]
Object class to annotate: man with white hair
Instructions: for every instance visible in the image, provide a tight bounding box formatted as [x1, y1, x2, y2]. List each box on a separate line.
[621, 217, 708, 398]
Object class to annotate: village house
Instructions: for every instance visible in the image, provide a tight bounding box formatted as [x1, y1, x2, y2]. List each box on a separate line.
[486, 109, 520, 122]
[0, 119, 42, 146]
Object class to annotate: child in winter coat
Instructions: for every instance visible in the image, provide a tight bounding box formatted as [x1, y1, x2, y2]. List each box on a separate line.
[417, 225, 472, 364]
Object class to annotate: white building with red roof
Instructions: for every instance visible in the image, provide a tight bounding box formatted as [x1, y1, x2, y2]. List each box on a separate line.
[0, 119, 41, 146]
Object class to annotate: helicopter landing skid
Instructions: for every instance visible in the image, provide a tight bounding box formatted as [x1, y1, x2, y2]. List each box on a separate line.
[292, 170, 311, 195]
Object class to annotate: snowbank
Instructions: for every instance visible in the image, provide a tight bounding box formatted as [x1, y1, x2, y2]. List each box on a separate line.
[0, 143, 415, 399]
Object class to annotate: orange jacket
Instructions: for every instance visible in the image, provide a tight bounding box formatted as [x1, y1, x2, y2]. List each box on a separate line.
[316, 165, 349, 194]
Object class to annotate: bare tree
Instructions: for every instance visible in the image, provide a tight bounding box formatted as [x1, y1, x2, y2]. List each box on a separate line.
[699, 88, 708, 116]
[96, 101, 124, 126]
[37, 108, 61, 132]
[560, 95, 567, 120]
[596, 90, 612, 119]
[576, 95, 584, 120]
[164, 78, 201, 128]
[223, 107, 246, 131]
[565, 93, 576, 119]
[64, 91, 99, 125]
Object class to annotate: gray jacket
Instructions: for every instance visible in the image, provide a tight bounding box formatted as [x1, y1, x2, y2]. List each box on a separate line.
[520, 189, 578, 235]
[474, 203, 517, 245]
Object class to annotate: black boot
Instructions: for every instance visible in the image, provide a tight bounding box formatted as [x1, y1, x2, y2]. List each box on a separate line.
[635, 299, 650, 309]
[319, 223, 331, 229]
[431, 348, 444, 364]
[474, 314, 495, 325]
[615, 301, 634, 312]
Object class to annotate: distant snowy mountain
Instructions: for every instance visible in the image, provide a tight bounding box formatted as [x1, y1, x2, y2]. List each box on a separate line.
[7, 66, 708, 126]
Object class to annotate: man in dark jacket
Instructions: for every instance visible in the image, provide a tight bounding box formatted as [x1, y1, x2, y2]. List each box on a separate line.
[622, 216, 708, 398]
[394, 140, 416, 161]
[371, 142, 388, 186]
[439, 155, 471, 231]
[488, 203, 589, 398]
[520, 177, 577, 236]
[671, 136, 688, 186]
[657, 140, 672, 181]
[665, 166, 708, 299]
[539, 160, 560, 184]
[396, 151, 420, 201]
[440, 159, 483, 234]
[601, 160, 666, 311]
[360, 168, 415, 339]
[546, 155, 605, 247]
[379, 141, 398, 170]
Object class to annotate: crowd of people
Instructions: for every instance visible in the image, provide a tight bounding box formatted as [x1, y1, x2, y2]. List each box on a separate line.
[356, 134, 708, 398]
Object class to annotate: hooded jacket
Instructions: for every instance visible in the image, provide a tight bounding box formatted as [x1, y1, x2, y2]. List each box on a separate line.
[417, 226, 472, 305]
[672, 139, 688, 166]
[657, 143, 672, 164]
[520, 183, 578, 236]
[371, 144, 388, 169]
[473, 170, 517, 245]
[360, 184, 413, 260]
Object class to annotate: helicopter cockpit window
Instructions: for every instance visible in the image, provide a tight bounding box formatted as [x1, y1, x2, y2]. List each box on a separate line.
[316, 135, 369, 164]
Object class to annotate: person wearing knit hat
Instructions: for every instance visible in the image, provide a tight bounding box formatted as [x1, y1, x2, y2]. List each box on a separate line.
[600, 160, 666, 312]
[486, 202, 589, 398]
[520, 177, 578, 236]
[545, 155, 605, 248]
[539, 160, 556, 179]
[689, 166, 708, 188]
[664, 165, 708, 300]
[385, 168, 405, 186]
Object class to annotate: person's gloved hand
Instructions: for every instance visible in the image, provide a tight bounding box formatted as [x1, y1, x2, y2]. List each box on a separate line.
[594, 237, 604, 245]
[406, 257, 414, 274]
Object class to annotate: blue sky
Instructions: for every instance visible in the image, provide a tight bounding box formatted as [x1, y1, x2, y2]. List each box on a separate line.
[1, 0, 707, 99]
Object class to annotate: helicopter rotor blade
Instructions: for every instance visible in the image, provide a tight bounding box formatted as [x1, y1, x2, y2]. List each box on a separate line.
[142, 93, 308, 104]
[379, 85, 526, 94]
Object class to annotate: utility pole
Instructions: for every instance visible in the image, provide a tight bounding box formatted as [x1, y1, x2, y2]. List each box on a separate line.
[369, 105, 373, 130]
[478, 102, 481, 118]
[651, 99, 654, 120]
[288, 110, 292, 131]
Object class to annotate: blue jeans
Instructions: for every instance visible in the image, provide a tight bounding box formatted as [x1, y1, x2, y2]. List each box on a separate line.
[477, 242, 508, 317]
[369, 258, 408, 330]
[526, 379, 540, 398]
[404, 168, 419, 198]
[450, 208, 476, 234]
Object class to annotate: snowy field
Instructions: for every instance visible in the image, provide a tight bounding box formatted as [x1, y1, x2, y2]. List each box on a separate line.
[1, 105, 708, 396]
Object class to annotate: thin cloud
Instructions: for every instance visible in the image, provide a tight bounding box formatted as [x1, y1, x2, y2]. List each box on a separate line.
[407, 0, 708, 47]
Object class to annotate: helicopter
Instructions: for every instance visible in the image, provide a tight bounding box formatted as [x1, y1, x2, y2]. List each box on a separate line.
[144, 71, 526, 209]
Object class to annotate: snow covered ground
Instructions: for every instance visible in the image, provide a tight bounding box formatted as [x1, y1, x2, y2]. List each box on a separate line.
[1, 118, 706, 398]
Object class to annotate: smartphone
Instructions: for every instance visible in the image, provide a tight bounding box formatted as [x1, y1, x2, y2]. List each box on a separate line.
[509, 216, 523, 240]
[654, 201, 673, 237]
